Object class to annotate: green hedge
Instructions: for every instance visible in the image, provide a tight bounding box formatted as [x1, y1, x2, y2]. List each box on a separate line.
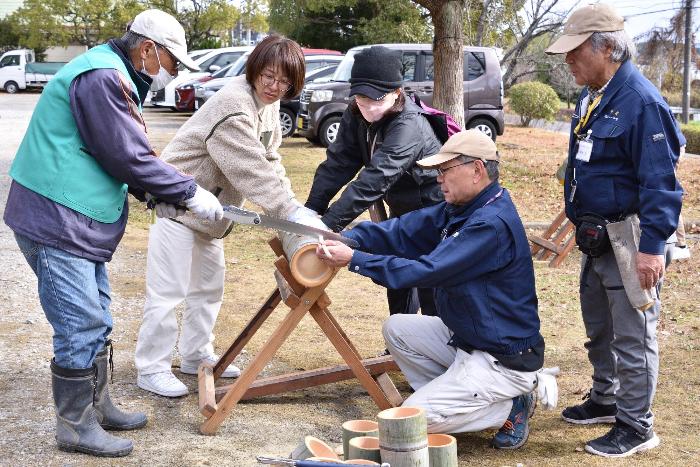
[508, 81, 560, 127]
[681, 123, 700, 154]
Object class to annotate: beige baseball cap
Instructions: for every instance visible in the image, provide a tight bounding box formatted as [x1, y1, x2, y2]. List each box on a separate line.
[417, 130, 498, 168]
[545, 3, 625, 55]
[130, 9, 199, 71]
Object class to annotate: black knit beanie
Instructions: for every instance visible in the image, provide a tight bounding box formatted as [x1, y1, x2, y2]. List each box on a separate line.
[349, 46, 403, 100]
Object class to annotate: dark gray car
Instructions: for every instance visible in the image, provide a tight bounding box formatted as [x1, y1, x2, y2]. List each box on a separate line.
[297, 44, 505, 147]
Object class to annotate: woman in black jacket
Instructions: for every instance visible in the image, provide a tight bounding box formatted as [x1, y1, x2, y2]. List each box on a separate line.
[305, 46, 443, 316]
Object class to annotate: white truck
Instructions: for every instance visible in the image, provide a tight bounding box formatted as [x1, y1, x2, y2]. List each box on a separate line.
[0, 49, 66, 93]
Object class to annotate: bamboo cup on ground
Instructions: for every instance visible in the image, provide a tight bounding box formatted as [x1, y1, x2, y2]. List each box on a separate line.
[347, 436, 382, 463]
[427, 433, 458, 467]
[377, 406, 429, 467]
[290, 436, 340, 460]
[342, 419, 379, 459]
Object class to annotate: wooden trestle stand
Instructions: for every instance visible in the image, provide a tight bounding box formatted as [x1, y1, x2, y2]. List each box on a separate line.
[197, 237, 403, 435]
[529, 208, 577, 268]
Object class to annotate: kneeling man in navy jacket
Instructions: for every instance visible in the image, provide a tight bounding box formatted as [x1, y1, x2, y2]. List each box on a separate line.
[317, 130, 545, 449]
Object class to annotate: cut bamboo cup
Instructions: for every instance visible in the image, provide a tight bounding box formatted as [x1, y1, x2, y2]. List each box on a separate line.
[342, 419, 379, 459]
[427, 433, 458, 467]
[347, 436, 382, 463]
[377, 406, 429, 467]
[280, 232, 334, 287]
[290, 436, 340, 460]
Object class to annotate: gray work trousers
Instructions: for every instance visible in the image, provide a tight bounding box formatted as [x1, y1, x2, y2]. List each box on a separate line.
[579, 249, 661, 434]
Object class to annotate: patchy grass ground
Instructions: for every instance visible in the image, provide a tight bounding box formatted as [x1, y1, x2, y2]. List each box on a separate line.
[117, 126, 700, 466]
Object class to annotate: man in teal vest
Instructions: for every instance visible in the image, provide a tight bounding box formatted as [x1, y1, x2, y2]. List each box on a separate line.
[4, 9, 224, 457]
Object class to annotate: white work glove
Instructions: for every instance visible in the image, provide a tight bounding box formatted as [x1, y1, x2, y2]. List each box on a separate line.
[535, 366, 560, 410]
[184, 185, 224, 222]
[287, 205, 328, 231]
[154, 203, 187, 219]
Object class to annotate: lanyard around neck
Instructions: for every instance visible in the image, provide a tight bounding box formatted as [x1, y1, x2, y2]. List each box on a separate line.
[574, 93, 603, 135]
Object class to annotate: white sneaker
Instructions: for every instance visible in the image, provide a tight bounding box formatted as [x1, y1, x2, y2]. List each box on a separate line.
[180, 354, 241, 378]
[137, 371, 189, 397]
[672, 245, 691, 260]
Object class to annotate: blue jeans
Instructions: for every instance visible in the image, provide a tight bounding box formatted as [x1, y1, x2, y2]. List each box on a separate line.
[14, 233, 112, 369]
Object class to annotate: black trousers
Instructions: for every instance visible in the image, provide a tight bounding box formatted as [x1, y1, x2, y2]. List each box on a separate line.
[387, 287, 437, 316]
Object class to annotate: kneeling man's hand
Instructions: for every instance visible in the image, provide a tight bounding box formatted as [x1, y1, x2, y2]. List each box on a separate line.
[316, 240, 353, 268]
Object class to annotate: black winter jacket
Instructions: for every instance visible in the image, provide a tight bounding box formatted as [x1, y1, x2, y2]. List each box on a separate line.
[305, 95, 444, 232]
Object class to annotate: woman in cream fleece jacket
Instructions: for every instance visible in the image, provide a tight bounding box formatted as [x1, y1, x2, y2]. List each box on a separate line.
[134, 35, 311, 397]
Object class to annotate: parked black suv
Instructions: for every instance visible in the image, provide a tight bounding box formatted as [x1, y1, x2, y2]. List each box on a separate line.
[297, 43, 505, 147]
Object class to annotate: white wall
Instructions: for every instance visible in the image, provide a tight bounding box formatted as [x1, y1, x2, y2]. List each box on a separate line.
[45, 45, 86, 62]
[0, 0, 22, 19]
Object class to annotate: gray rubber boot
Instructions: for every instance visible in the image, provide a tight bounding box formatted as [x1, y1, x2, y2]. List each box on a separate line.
[51, 359, 133, 457]
[94, 341, 147, 430]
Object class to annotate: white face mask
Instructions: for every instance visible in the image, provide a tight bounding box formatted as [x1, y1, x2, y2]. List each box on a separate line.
[141, 46, 175, 91]
[356, 92, 399, 122]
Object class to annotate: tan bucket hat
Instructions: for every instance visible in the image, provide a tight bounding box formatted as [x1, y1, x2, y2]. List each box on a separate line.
[417, 130, 498, 168]
[545, 3, 625, 55]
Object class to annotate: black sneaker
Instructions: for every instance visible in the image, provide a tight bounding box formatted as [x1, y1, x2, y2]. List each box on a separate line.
[585, 421, 660, 458]
[561, 391, 616, 424]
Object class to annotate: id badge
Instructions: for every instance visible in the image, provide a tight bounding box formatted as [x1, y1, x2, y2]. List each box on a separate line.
[576, 140, 593, 162]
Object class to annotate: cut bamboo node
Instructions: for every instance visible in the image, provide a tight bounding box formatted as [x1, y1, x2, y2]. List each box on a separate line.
[377, 406, 429, 467]
[342, 419, 379, 458]
[290, 435, 340, 460]
[347, 436, 381, 463]
[280, 233, 334, 287]
[427, 433, 457, 467]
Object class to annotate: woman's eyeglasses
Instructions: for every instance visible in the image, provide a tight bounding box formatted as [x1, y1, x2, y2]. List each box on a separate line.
[261, 72, 292, 93]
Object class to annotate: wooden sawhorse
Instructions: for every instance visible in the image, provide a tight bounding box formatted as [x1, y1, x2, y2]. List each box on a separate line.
[197, 237, 403, 435]
[529, 208, 577, 268]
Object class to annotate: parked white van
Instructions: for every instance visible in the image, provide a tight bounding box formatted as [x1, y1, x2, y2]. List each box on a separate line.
[0, 49, 66, 93]
[150, 46, 254, 109]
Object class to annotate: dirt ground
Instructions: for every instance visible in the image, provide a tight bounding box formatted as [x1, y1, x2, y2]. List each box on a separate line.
[0, 93, 698, 466]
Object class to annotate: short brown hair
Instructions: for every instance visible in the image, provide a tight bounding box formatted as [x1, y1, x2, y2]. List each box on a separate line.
[246, 34, 305, 99]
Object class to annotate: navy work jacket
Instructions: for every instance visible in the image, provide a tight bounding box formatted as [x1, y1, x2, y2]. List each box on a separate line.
[345, 182, 544, 371]
[564, 60, 684, 255]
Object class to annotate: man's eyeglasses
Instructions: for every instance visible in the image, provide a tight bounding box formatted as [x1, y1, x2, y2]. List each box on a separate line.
[261, 72, 292, 93]
[436, 159, 477, 176]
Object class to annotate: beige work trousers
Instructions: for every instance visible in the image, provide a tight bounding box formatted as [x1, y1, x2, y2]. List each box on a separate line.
[134, 218, 225, 375]
[383, 314, 537, 434]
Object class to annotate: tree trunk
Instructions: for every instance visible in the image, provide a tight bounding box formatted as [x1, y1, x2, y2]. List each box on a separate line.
[431, 0, 466, 127]
[474, 0, 493, 46]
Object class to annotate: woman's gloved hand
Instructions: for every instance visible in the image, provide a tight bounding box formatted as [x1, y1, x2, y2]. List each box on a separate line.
[184, 185, 224, 221]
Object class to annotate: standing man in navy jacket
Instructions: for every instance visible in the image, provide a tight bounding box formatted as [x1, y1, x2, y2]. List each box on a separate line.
[4, 10, 223, 457]
[545, 3, 684, 458]
[317, 130, 546, 450]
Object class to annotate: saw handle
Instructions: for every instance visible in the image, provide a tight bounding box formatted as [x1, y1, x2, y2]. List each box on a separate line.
[223, 205, 261, 225]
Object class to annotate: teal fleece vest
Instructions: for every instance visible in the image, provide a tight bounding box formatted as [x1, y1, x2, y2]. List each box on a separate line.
[10, 44, 141, 223]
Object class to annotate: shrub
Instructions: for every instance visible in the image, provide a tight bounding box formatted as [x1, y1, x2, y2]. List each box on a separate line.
[681, 123, 700, 154]
[508, 81, 560, 127]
